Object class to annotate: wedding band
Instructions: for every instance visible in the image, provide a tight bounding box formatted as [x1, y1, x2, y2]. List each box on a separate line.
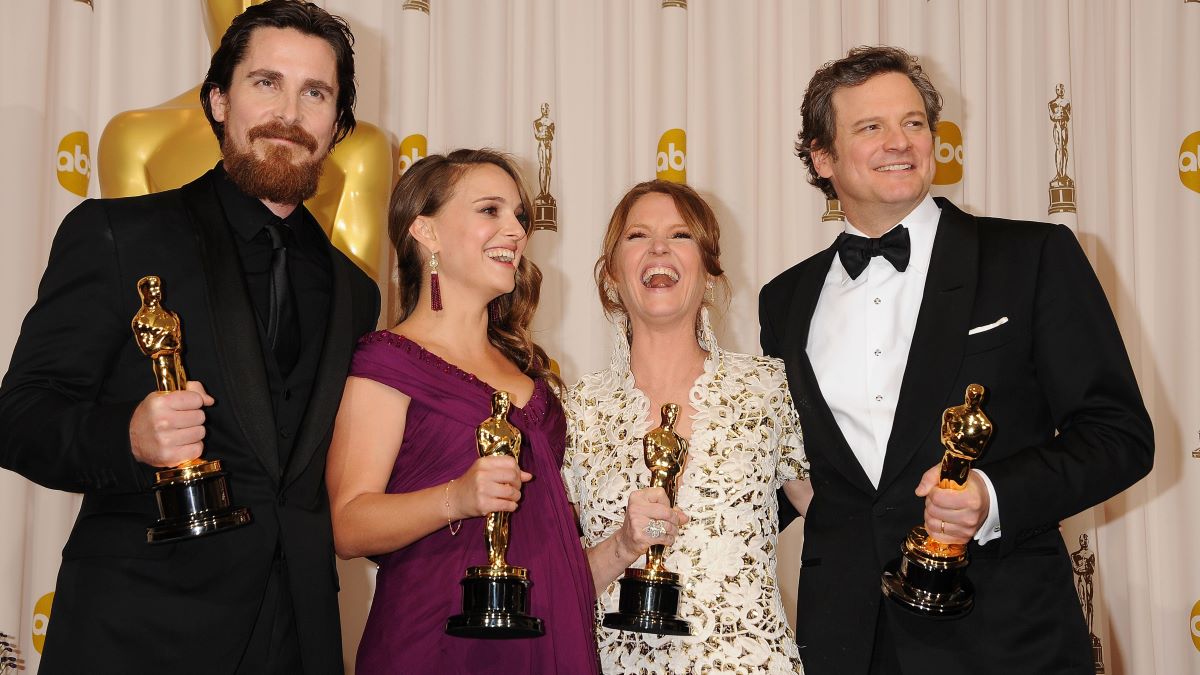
[940, 519, 946, 534]
[644, 519, 667, 539]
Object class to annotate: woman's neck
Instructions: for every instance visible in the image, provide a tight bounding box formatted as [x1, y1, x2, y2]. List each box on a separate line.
[627, 316, 707, 395]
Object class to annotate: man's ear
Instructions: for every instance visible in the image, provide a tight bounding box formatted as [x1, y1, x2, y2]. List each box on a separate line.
[208, 87, 228, 124]
[410, 215, 438, 252]
[811, 141, 834, 179]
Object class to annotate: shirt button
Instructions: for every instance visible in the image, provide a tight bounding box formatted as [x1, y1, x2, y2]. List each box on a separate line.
[874, 349, 882, 356]
[279, 428, 291, 438]
[873, 297, 882, 305]
[875, 395, 883, 402]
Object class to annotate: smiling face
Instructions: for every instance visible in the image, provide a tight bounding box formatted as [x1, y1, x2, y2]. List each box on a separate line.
[811, 71, 935, 235]
[609, 192, 709, 330]
[209, 27, 339, 205]
[417, 163, 530, 303]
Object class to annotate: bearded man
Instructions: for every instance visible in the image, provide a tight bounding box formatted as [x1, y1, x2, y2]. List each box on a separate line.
[0, 2, 380, 673]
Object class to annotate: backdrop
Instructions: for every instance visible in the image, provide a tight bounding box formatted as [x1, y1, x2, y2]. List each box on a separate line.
[1, 1, 1197, 673]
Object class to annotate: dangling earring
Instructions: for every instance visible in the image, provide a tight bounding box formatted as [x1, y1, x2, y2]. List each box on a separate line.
[429, 251, 443, 311]
[489, 298, 502, 324]
[704, 279, 715, 304]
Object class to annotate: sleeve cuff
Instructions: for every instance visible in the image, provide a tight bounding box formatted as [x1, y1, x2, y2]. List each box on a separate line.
[973, 468, 1002, 544]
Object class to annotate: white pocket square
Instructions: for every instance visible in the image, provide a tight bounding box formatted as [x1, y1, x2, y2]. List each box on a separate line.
[968, 317, 1008, 335]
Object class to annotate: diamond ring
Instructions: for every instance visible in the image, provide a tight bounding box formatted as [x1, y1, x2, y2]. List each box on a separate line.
[644, 519, 667, 539]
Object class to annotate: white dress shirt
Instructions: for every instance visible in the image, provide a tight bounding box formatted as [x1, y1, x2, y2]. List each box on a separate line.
[806, 194, 1001, 543]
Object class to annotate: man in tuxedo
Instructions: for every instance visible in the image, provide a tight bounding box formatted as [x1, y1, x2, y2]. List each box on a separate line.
[0, 2, 379, 672]
[760, 46, 1152, 674]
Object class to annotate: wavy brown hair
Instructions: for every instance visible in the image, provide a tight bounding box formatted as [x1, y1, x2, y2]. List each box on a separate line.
[595, 180, 728, 321]
[795, 45, 942, 199]
[388, 149, 560, 391]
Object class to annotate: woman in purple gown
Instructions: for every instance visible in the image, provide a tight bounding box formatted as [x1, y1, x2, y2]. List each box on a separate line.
[326, 149, 599, 674]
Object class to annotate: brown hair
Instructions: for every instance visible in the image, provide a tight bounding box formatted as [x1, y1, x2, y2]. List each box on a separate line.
[795, 45, 943, 199]
[594, 180, 728, 320]
[388, 149, 559, 390]
[201, 0, 358, 146]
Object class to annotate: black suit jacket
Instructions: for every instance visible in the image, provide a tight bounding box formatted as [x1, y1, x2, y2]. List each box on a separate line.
[759, 198, 1152, 674]
[0, 169, 379, 673]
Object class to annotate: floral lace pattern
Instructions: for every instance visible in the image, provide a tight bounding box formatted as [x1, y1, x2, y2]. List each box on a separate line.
[563, 309, 808, 674]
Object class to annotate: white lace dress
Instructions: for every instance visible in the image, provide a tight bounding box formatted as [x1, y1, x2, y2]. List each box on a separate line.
[562, 310, 808, 674]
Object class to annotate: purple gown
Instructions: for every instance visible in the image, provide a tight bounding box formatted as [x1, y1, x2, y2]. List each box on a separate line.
[351, 331, 600, 675]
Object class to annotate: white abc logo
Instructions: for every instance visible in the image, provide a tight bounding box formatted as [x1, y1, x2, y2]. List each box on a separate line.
[32, 612, 49, 637]
[936, 137, 964, 164]
[1180, 144, 1199, 172]
[657, 143, 686, 173]
[57, 144, 89, 176]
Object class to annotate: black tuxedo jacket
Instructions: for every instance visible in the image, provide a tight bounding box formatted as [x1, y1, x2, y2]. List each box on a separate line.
[0, 169, 379, 673]
[759, 198, 1152, 674]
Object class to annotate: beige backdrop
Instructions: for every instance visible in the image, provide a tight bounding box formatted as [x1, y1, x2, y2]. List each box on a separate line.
[1, 1, 1198, 673]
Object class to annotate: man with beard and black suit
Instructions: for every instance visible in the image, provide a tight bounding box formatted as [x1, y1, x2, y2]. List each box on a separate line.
[759, 46, 1152, 674]
[0, 2, 379, 672]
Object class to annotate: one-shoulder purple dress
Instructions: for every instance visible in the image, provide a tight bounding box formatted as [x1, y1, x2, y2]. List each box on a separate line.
[351, 331, 600, 675]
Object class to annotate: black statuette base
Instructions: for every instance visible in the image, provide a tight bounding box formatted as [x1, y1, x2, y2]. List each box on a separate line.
[147, 467, 251, 544]
[446, 569, 545, 639]
[603, 571, 691, 636]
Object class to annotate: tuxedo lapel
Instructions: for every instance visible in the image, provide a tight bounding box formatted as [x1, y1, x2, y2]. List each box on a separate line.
[877, 198, 978, 492]
[786, 246, 876, 496]
[180, 172, 281, 482]
[283, 250, 355, 488]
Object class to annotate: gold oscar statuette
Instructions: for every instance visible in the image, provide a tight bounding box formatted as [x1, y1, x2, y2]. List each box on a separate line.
[531, 103, 558, 232]
[602, 403, 692, 636]
[133, 275, 251, 544]
[881, 383, 993, 617]
[446, 390, 545, 638]
[1047, 83, 1077, 214]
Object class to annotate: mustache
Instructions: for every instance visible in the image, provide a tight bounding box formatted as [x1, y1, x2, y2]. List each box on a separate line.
[247, 121, 319, 153]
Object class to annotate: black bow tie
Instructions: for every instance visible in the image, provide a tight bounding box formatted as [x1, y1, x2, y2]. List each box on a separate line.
[834, 225, 911, 280]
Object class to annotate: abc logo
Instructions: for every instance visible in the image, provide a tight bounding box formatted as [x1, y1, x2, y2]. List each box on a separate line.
[1191, 599, 1200, 653]
[32, 592, 53, 654]
[398, 134, 427, 175]
[56, 131, 90, 197]
[656, 128, 687, 183]
[1178, 130, 1200, 194]
[932, 121, 963, 185]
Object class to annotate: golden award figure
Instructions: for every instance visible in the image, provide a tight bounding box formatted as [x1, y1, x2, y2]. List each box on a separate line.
[446, 390, 545, 638]
[132, 276, 251, 544]
[603, 403, 692, 636]
[881, 383, 993, 617]
[531, 103, 558, 232]
[1047, 83, 1077, 214]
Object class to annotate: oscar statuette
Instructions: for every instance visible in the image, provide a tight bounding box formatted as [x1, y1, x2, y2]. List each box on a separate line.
[881, 384, 993, 617]
[132, 275, 251, 544]
[446, 390, 545, 638]
[603, 403, 692, 636]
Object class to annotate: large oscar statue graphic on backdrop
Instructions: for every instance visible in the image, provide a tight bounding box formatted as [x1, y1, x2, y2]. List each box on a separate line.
[603, 403, 692, 636]
[133, 275, 252, 544]
[446, 391, 545, 638]
[1047, 83, 1077, 214]
[531, 103, 558, 232]
[881, 384, 992, 617]
[97, 0, 393, 280]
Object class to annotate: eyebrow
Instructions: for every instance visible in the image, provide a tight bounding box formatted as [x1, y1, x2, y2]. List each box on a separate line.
[245, 69, 335, 94]
[848, 110, 927, 127]
[472, 196, 508, 203]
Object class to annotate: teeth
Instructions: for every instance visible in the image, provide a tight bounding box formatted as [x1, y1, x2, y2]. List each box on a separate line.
[486, 249, 515, 262]
[641, 266, 679, 285]
[876, 163, 912, 172]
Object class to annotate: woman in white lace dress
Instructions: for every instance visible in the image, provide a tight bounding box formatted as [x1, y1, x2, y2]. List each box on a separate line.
[562, 180, 813, 673]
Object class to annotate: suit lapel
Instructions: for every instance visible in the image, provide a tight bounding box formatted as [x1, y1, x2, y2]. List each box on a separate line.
[785, 246, 877, 496]
[283, 249, 355, 488]
[877, 198, 978, 492]
[180, 172, 281, 483]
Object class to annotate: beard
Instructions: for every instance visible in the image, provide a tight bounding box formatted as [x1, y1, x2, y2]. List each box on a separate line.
[222, 120, 327, 205]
